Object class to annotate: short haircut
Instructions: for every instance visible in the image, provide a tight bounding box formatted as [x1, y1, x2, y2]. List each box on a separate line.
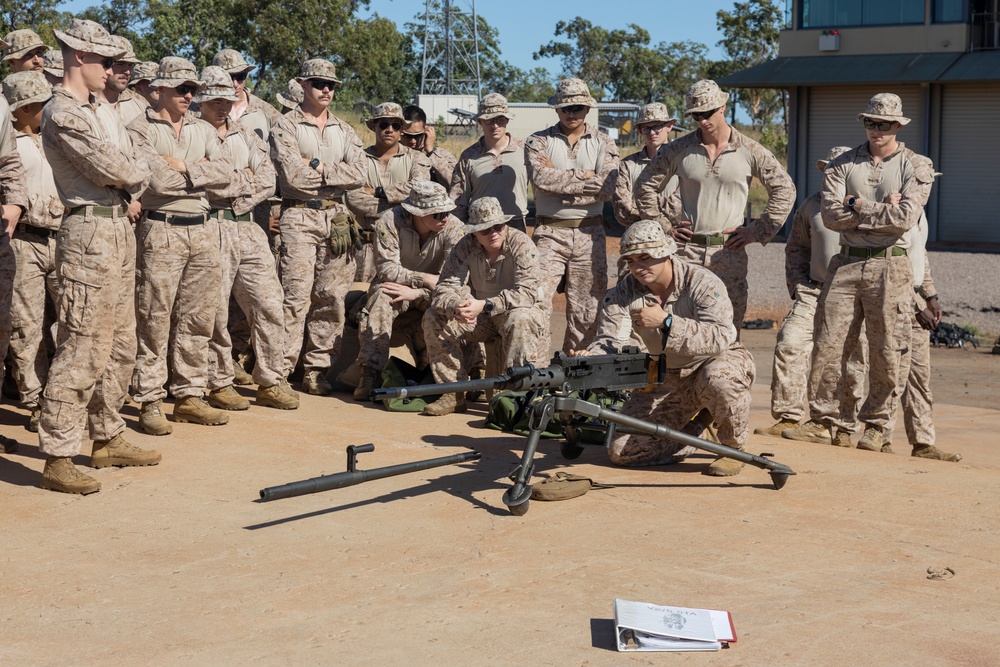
[402, 105, 427, 124]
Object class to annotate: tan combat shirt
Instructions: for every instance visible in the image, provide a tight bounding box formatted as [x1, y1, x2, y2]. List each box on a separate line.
[433, 227, 541, 317]
[635, 127, 795, 242]
[231, 92, 279, 141]
[15, 133, 63, 231]
[785, 192, 842, 295]
[613, 147, 678, 226]
[525, 122, 619, 220]
[589, 257, 738, 374]
[205, 119, 276, 216]
[128, 107, 232, 215]
[41, 87, 148, 209]
[820, 142, 934, 249]
[373, 207, 465, 307]
[117, 90, 149, 127]
[270, 107, 366, 203]
[450, 134, 528, 221]
[346, 144, 431, 228]
[426, 146, 456, 189]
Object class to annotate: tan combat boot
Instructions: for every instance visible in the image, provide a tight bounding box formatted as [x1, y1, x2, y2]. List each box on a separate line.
[207, 385, 250, 411]
[857, 425, 883, 451]
[280, 378, 299, 398]
[173, 396, 230, 426]
[754, 418, 798, 437]
[91, 434, 162, 468]
[831, 430, 853, 447]
[422, 394, 467, 416]
[140, 400, 173, 436]
[302, 369, 332, 396]
[353, 367, 381, 401]
[233, 355, 253, 385]
[706, 450, 746, 477]
[781, 420, 832, 444]
[256, 383, 300, 410]
[912, 444, 961, 462]
[40, 457, 101, 495]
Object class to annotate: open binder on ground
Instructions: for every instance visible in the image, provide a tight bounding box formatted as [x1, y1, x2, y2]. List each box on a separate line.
[614, 599, 738, 652]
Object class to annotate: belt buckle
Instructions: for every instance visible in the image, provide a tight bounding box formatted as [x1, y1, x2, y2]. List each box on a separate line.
[305, 200, 322, 210]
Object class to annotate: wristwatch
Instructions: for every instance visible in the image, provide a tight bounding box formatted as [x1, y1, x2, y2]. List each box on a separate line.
[847, 196, 858, 208]
[483, 299, 495, 314]
[309, 158, 320, 170]
[374, 186, 386, 200]
[660, 313, 673, 348]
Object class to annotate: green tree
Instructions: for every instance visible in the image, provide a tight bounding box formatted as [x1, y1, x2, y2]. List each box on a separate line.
[716, 0, 785, 128]
[0, 0, 69, 44]
[79, 0, 151, 58]
[337, 15, 418, 105]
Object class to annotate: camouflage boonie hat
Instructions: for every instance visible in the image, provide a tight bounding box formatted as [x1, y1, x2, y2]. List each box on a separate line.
[129, 61, 158, 86]
[401, 180, 456, 217]
[277, 78, 303, 109]
[684, 80, 729, 116]
[858, 93, 911, 126]
[194, 66, 238, 103]
[636, 102, 677, 127]
[475, 92, 514, 120]
[212, 48, 254, 74]
[2, 29, 46, 62]
[548, 77, 597, 108]
[2, 71, 52, 112]
[151, 56, 204, 89]
[43, 49, 63, 78]
[54, 19, 123, 58]
[618, 220, 678, 266]
[816, 146, 852, 171]
[366, 102, 406, 130]
[110, 35, 140, 64]
[465, 196, 514, 233]
[297, 59, 342, 84]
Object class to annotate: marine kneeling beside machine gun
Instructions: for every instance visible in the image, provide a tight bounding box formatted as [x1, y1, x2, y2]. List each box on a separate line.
[259, 348, 796, 516]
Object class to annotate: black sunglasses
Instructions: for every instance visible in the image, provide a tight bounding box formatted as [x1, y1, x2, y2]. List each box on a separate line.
[175, 84, 198, 97]
[691, 107, 720, 121]
[309, 79, 336, 91]
[101, 57, 115, 69]
[559, 104, 588, 115]
[378, 120, 402, 131]
[476, 223, 505, 235]
[863, 118, 895, 131]
[231, 71, 249, 83]
[432, 211, 450, 221]
[639, 123, 670, 134]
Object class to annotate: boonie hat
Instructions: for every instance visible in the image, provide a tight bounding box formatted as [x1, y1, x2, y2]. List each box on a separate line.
[2, 71, 52, 112]
[212, 48, 254, 74]
[548, 77, 597, 109]
[816, 146, 852, 171]
[151, 56, 204, 89]
[110, 35, 140, 64]
[684, 80, 729, 116]
[43, 49, 63, 78]
[401, 180, 456, 217]
[464, 196, 513, 233]
[297, 59, 342, 84]
[636, 102, 677, 127]
[2, 29, 46, 62]
[857, 92, 911, 126]
[194, 65, 238, 103]
[618, 219, 678, 265]
[54, 19, 123, 58]
[277, 78, 303, 109]
[366, 102, 406, 130]
[475, 92, 514, 120]
[129, 61, 158, 86]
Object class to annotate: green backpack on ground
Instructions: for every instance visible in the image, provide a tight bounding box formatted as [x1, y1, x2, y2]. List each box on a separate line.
[485, 390, 625, 443]
[379, 357, 439, 412]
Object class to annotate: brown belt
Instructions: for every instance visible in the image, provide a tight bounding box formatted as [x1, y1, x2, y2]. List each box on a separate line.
[283, 198, 340, 211]
[68, 204, 126, 218]
[536, 215, 603, 229]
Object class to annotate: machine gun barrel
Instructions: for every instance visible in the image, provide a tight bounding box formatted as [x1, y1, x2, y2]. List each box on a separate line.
[370, 364, 554, 401]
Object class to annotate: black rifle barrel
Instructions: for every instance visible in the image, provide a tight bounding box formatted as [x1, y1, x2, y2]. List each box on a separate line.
[371, 364, 547, 400]
[259, 451, 482, 501]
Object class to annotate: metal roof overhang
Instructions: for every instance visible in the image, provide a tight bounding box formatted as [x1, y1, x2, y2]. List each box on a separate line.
[937, 50, 1000, 81]
[718, 53, 963, 88]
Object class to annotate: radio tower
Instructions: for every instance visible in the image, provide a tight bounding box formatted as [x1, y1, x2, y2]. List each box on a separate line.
[420, 0, 482, 96]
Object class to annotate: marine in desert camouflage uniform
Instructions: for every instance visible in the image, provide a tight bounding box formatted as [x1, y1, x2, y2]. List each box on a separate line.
[421, 197, 545, 416]
[582, 220, 754, 476]
[635, 80, 795, 335]
[270, 59, 366, 395]
[525, 78, 619, 361]
[36, 19, 158, 493]
[42, 49, 63, 86]
[353, 180, 465, 399]
[2, 29, 47, 73]
[212, 49, 279, 141]
[613, 102, 678, 227]
[98, 35, 142, 125]
[401, 104, 457, 189]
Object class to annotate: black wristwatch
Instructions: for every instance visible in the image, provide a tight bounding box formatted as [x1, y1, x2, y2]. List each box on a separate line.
[660, 313, 673, 348]
[483, 298, 495, 314]
[847, 196, 858, 208]
[309, 158, 320, 170]
[374, 186, 386, 200]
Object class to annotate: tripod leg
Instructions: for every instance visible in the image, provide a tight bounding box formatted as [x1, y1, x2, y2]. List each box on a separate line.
[503, 399, 555, 516]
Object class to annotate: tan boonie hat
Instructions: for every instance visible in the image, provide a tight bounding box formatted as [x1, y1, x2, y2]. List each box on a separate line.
[636, 102, 677, 127]
[618, 219, 678, 265]
[816, 146, 852, 171]
[366, 102, 406, 130]
[129, 61, 158, 86]
[151, 56, 204, 89]
[277, 78, 303, 109]
[465, 196, 514, 233]
[684, 79, 729, 116]
[2, 29, 46, 62]
[2, 71, 52, 112]
[401, 180, 456, 217]
[110, 35, 139, 64]
[548, 77, 597, 108]
[54, 19, 123, 58]
[194, 65, 237, 103]
[297, 58, 342, 84]
[857, 92, 911, 126]
[475, 92, 514, 120]
[43, 49, 63, 78]
[212, 48, 254, 74]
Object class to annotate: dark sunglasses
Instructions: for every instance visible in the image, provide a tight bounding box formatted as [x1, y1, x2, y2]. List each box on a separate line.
[691, 107, 720, 122]
[231, 71, 249, 83]
[378, 121, 402, 131]
[559, 104, 588, 115]
[101, 57, 115, 69]
[432, 211, 450, 221]
[863, 118, 895, 131]
[476, 223, 505, 235]
[309, 79, 336, 91]
[639, 123, 670, 134]
[174, 84, 198, 97]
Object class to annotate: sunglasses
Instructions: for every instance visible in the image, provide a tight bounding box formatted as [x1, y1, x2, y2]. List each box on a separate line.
[432, 211, 450, 221]
[174, 84, 198, 97]
[402, 131, 426, 138]
[639, 123, 671, 134]
[691, 107, 720, 122]
[863, 118, 896, 131]
[95, 56, 115, 69]
[559, 104, 588, 115]
[476, 223, 506, 235]
[377, 121, 402, 131]
[309, 79, 337, 91]
[231, 71, 249, 83]
[480, 117, 508, 126]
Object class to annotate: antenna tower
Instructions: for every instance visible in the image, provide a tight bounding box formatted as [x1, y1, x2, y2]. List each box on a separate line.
[420, 0, 482, 96]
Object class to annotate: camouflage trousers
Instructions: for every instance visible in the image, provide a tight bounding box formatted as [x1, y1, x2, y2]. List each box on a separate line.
[0, 237, 14, 388]
[39, 213, 136, 457]
[357, 289, 427, 372]
[808, 254, 913, 431]
[8, 233, 59, 408]
[132, 215, 222, 403]
[208, 215, 286, 390]
[770, 283, 865, 428]
[610, 346, 755, 466]
[885, 319, 935, 447]
[675, 242, 748, 336]
[279, 207, 355, 373]
[353, 241, 375, 284]
[423, 305, 544, 384]
[533, 223, 608, 361]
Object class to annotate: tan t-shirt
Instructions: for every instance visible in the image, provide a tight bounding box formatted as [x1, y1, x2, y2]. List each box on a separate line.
[231, 92, 279, 141]
[785, 192, 842, 292]
[450, 134, 528, 221]
[15, 132, 63, 230]
[205, 120, 276, 215]
[346, 144, 431, 228]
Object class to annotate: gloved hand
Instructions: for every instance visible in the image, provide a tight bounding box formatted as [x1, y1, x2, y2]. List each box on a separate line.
[329, 212, 352, 257]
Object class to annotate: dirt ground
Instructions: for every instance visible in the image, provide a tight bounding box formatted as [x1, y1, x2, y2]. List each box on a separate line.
[1, 325, 999, 666]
